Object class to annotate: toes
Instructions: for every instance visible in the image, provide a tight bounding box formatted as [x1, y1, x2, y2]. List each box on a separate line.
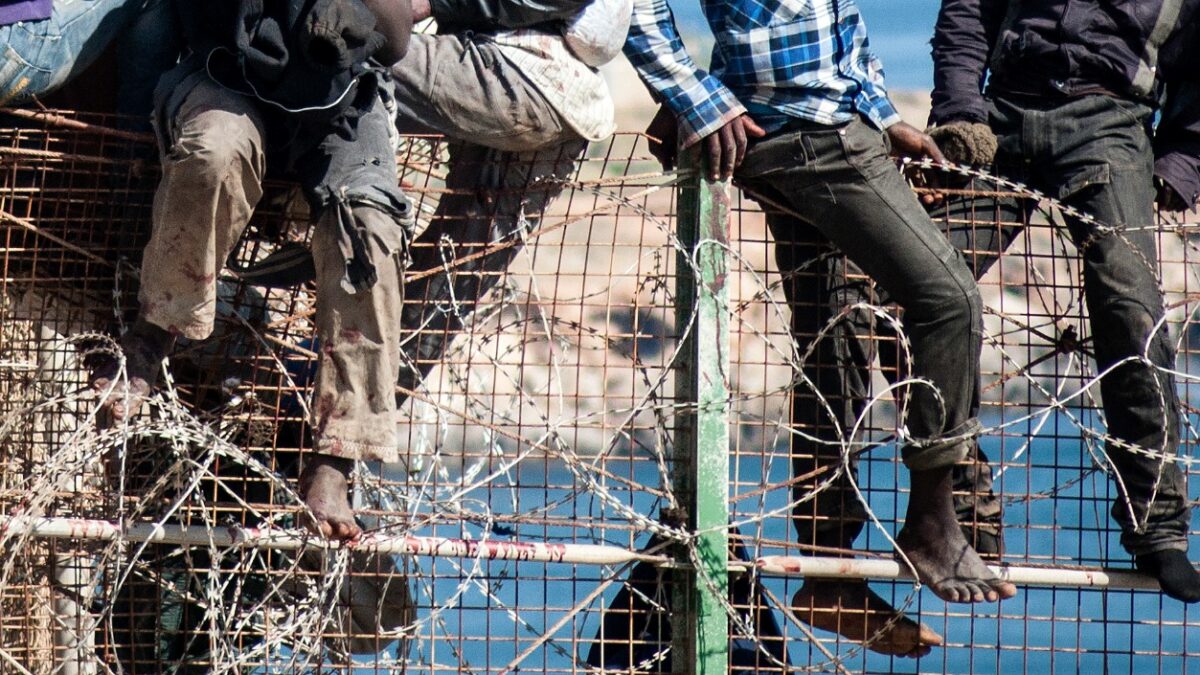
[331, 519, 361, 542]
[930, 583, 964, 603]
[904, 644, 933, 659]
[991, 580, 1018, 599]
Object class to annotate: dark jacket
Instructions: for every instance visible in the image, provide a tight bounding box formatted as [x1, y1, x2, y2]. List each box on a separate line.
[429, 0, 589, 33]
[929, 0, 1200, 206]
[176, 0, 385, 114]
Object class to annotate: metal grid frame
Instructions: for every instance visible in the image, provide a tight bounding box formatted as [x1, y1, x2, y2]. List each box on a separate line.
[0, 109, 1198, 674]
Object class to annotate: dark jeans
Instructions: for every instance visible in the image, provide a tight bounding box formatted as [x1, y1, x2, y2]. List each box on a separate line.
[796, 94, 1189, 556]
[736, 117, 985, 550]
[980, 94, 1186, 555]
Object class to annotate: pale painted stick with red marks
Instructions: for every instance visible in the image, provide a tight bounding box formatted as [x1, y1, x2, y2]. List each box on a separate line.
[0, 515, 668, 566]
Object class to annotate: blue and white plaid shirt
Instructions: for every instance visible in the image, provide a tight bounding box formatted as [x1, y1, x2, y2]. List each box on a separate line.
[624, 0, 902, 147]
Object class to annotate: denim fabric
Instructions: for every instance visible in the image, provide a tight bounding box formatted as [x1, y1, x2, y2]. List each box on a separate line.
[736, 117, 984, 548]
[985, 94, 1188, 555]
[0, 0, 176, 111]
[811, 94, 1190, 555]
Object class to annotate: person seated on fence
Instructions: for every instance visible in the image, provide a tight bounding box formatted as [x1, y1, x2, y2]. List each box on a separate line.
[624, 0, 1018, 658]
[0, 0, 182, 119]
[231, 0, 624, 439]
[87, 0, 415, 541]
[922, 0, 1200, 603]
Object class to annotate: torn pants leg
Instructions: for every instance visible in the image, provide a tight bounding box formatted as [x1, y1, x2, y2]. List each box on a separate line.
[305, 82, 412, 463]
[311, 210, 406, 462]
[139, 77, 267, 340]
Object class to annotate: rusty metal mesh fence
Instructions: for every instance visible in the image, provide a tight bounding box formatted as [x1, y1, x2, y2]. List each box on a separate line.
[0, 109, 1198, 674]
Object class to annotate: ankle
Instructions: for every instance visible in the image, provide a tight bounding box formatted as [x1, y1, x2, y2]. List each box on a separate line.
[128, 319, 175, 351]
[306, 454, 355, 476]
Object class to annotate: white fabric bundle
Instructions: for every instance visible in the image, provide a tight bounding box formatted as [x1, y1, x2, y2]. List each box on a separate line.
[563, 0, 633, 67]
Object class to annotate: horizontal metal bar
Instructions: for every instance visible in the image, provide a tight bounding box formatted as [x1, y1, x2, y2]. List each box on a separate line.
[0, 517, 1169, 589]
[756, 556, 1162, 591]
[0, 516, 669, 566]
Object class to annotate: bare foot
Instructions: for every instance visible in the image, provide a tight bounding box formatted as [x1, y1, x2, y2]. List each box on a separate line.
[88, 320, 174, 423]
[897, 467, 1018, 604]
[792, 580, 942, 658]
[298, 455, 362, 542]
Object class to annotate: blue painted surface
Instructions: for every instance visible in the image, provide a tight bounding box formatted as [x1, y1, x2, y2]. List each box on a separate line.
[248, 405, 1200, 673]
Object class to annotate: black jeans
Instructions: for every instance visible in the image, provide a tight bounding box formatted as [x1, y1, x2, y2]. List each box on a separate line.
[789, 95, 1190, 556]
[736, 117, 985, 550]
[979, 94, 1186, 555]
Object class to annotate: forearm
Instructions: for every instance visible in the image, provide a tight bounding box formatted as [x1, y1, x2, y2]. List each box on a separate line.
[1156, 84, 1200, 209]
[363, 0, 412, 63]
[623, 0, 744, 146]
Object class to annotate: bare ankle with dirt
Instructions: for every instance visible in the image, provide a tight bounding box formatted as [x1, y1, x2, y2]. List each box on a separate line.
[792, 580, 942, 658]
[88, 319, 175, 423]
[298, 454, 361, 541]
[896, 466, 1018, 604]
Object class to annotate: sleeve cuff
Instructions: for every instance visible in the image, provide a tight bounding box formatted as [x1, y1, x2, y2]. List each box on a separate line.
[874, 98, 902, 130]
[666, 75, 746, 148]
[1156, 153, 1200, 209]
[928, 100, 990, 127]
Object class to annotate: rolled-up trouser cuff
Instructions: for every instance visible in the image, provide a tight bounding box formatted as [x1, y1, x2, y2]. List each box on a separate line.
[902, 418, 982, 471]
[1122, 537, 1189, 557]
[314, 433, 400, 464]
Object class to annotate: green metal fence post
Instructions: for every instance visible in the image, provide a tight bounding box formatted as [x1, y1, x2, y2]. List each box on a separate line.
[672, 149, 731, 674]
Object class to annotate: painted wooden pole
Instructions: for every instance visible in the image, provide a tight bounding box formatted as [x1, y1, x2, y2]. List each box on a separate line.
[673, 149, 732, 675]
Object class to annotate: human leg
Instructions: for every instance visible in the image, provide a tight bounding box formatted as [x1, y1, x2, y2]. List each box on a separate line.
[1031, 95, 1195, 599]
[301, 82, 411, 540]
[390, 32, 574, 152]
[395, 139, 586, 407]
[91, 78, 267, 421]
[927, 180, 1030, 555]
[739, 119, 1013, 603]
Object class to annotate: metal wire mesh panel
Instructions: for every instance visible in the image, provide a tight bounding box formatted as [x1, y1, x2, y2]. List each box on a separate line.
[2, 109, 1200, 674]
[728, 168, 1200, 673]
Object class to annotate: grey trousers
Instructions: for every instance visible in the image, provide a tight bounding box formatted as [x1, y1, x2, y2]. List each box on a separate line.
[736, 117, 985, 550]
[390, 32, 587, 406]
[141, 76, 410, 462]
